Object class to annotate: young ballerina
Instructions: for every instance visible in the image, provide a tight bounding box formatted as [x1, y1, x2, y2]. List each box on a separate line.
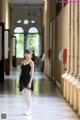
[18, 49, 34, 116]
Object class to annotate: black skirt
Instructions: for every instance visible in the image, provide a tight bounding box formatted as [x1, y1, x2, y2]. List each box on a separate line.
[19, 75, 23, 91]
[19, 75, 33, 92]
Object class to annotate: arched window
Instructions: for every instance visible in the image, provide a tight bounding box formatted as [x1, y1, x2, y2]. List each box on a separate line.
[27, 27, 41, 56]
[28, 27, 38, 33]
[13, 27, 24, 58]
[14, 27, 24, 33]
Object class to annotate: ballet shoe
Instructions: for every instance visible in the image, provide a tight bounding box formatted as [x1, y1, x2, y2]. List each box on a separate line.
[23, 112, 32, 116]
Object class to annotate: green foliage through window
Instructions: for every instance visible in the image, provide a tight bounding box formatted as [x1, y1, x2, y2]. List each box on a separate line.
[27, 34, 40, 56]
[14, 34, 24, 58]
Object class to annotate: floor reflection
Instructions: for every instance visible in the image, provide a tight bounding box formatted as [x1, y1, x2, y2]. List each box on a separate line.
[23, 115, 32, 120]
[0, 68, 80, 120]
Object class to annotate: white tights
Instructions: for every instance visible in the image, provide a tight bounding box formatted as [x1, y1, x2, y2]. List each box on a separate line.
[22, 88, 32, 113]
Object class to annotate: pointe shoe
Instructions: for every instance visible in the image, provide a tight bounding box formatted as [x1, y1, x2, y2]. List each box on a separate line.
[24, 112, 32, 116]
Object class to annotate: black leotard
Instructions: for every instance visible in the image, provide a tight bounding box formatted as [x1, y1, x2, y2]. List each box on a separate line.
[20, 62, 33, 91]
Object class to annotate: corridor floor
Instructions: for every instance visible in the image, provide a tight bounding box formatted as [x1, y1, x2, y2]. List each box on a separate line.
[0, 68, 80, 120]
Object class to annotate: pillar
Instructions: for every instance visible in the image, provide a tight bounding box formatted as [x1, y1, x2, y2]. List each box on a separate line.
[0, 23, 4, 83]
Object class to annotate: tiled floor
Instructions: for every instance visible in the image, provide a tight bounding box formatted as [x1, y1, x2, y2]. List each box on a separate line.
[0, 68, 80, 120]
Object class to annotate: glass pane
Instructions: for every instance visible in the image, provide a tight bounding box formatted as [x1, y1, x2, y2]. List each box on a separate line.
[14, 27, 24, 33]
[12, 37, 16, 56]
[27, 34, 40, 56]
[23, 20, 29, 25]
[17, 20, 22, 23]
[28, 27, 38, 33]
[31, 20, 36, 23]
[14, 34, 24, 58]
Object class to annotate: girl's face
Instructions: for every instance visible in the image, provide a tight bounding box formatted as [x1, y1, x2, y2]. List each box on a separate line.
[25, 53, 31, 59]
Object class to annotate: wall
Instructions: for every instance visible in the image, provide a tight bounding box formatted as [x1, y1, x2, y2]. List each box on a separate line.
[55, 4, 70, 82]
[1, 0, 10, 75]
[43, 0, 80, 114]
[0, 0, 10, 79]
[44, 0, 56, 78]
[10, 6, 43, 34]
[44, 0, 80, 85]
[1, 0, 10, 29]
[10, 4, 43, 65]
[0, 0, 2, 22]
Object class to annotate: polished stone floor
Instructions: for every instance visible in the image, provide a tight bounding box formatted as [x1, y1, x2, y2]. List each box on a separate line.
[0, 67, 80, 120]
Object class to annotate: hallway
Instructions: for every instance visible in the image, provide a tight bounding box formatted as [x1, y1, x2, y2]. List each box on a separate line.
[0, 68, 80, 120]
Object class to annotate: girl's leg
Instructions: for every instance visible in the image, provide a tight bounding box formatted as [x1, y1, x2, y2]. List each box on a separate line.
[22, 88, 26, 97]
[25, 88, 32, 114]
[22, 88, 32, 115]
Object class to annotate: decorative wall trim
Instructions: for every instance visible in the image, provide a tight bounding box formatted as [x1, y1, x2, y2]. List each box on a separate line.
[56, 79, 63, 94]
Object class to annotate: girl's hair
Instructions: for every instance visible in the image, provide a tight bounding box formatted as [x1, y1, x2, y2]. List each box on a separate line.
[25, 49, 31, 54]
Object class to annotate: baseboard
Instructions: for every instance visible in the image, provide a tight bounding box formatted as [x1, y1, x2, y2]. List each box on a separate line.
[56, 80, 63, 94]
